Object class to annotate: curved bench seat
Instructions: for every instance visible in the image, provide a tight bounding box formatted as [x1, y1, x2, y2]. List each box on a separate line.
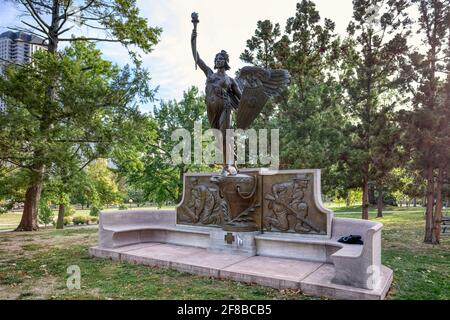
[254, 233, 364, 260]
[98, 210, 210, 249]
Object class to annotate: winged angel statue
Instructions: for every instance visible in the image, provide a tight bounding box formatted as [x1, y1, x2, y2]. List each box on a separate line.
[191, 12, 290, 176]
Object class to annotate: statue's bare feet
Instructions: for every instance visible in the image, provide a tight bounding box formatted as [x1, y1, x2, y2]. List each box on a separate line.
[221, 165, 238, 176]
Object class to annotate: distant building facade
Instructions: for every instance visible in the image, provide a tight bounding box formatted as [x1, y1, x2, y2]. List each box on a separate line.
[0, 31, 45, 110]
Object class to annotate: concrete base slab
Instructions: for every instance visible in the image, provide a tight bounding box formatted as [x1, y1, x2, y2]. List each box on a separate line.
[121, 243, 203, 267]
[171, 251, 250, 277]
[90, 243, 392, 300]
[89, 243, 161, 260]
[221, 256, 322, 289]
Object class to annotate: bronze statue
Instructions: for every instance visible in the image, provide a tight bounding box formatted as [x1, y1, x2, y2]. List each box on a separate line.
[191, 12, 290, 176]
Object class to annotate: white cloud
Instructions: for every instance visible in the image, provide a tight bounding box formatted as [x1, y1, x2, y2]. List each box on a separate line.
[135, 0, 353, 107]
[0, 0, 354, 111]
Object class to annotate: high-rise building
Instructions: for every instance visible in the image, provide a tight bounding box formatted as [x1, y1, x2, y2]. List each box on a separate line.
[0, 31, 45, 110]
[0, 31, 45, 64]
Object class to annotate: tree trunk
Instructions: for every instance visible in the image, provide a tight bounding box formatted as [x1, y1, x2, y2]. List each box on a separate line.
[377, 184, 383, 218]
[16, 169, 44, 231]
[413, 197, 417, 207]
[368, 183, 376, 205]
[424, 166, 435, 244]
[56, 203, 65, 229]
[177, 164, 185, 203]
[362, 175, 369, 220]
[431, 168, 443, 244]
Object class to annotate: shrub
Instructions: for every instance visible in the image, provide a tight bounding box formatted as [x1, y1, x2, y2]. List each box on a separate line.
[64, 205, 76, 217]
[38, 203, 55, 227]
[72, 215, 89, 225]
[63, 216, 72, 226]
[89, 206, 102, 216]
[89, 216, 99, 224]
[118, 204, 128, 210]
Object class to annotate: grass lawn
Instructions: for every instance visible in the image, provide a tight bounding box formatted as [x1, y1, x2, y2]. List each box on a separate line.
[0, 207, 448, 300]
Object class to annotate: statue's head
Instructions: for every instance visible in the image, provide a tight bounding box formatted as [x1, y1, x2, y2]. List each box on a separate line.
[214, 50, 230, 70]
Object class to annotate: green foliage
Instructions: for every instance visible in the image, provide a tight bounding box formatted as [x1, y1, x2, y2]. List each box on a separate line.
[338, 0, 412, 217]
[0, 36, 159, 229]
[65, 206, 76, 217]
[0, 168, 28, 213]
[85, 160, 123, 207]
[119, 87, 210, 206]
[118, 204, 128, 210]
[397, 0, 449, 242]
[89, 207, 102, 217]
[240, 20, 282, 69]
[89, 216, 99, 224]
[398, 0, 450, 180]
[240, 0, 352, 193]
[334, 189, 363, 206]
[72, 214, 90, 225]
[38, 202, 54, 227]
[63, 216, 72, 226]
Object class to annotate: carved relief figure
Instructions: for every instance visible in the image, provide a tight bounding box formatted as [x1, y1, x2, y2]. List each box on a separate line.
[179, 178, 229, 225]
[264, 176, 322, 233]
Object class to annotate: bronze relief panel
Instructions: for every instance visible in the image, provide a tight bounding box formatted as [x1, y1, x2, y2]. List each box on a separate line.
[177, 175, 229, 227]
[176, 172, 263, 230]
[262, 173, 327, 235]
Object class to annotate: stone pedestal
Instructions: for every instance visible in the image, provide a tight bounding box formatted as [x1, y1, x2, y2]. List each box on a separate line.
[208, 229, 259, 256]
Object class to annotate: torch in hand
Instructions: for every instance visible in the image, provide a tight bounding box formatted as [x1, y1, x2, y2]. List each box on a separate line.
[191, 12, 199, 70]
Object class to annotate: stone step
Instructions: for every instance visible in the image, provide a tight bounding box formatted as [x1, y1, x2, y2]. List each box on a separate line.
[89, 243, 392, 300]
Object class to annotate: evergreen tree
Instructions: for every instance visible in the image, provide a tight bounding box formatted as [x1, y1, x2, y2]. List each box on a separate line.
[399, 0, 450, 243]
[343, 0, 411, 219]
[240, 0, 353, 194]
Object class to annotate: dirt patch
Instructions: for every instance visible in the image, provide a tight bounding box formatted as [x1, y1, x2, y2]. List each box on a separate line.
[0, 275, 62, 300]
[0, 227, 98, 259]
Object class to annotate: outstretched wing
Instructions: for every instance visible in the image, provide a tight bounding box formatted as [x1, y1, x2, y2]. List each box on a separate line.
[236, 66, 290, 129]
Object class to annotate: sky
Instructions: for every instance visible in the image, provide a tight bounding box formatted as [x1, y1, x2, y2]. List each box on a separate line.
[0, 0, 355, 112]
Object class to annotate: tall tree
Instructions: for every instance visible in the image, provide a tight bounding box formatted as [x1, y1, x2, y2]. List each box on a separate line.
[240, 20, 282, 69]
[240, 0, 353, 194]
[400, 0, 450, 244]
[344, 0, 412, 219]
[239, 19, 284, 128]
[0, 40, 155, 230]
[0, 0, 160, 230]
[371, 94, 404, 217]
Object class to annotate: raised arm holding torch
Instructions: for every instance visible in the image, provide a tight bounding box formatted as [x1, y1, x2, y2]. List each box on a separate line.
[191, 12, 199, 70]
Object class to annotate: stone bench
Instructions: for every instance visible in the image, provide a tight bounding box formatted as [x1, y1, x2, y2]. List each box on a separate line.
[97, 209, 382, 290]
[254, 217, 381, 289]
[98, 210, 210, 249]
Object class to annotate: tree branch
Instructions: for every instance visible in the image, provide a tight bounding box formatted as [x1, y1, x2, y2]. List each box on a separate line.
[59, 37, 122, 43]
[21, 0, 50, 30]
